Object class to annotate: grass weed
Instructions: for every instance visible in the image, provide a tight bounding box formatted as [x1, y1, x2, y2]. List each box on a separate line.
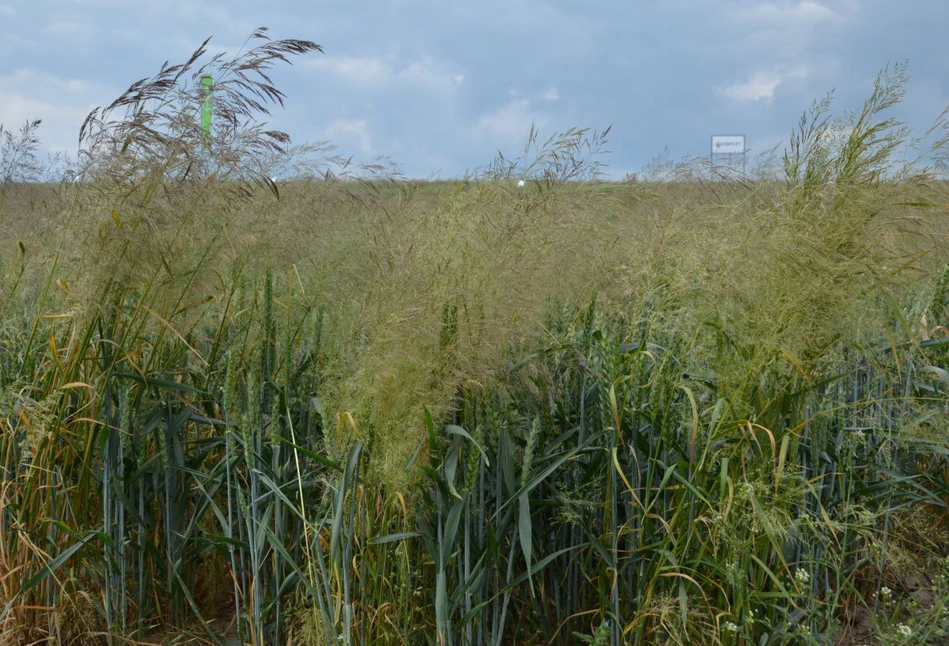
[2, 34, 949, 645]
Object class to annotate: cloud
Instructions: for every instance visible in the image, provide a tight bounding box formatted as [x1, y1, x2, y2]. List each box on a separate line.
[0, 4, 15, 17]
[34, 16, 141, 51]
[720, 66, 809, 103]
[306, 56, 391, 88]
[398, 58, 464, 95]
[720, 73, 783, 102]
[306, 55, 463, 95]
[321, 118, 373, 154]
[474, 98, 548, 142]
[172, 3, 255, 37]
[0, 94, 58, 125]
[542, 87, 560, 101]
[740, 1, 840, 27]
[2, 69, 91, 94]
[0, 94, 90, 153]
[0, 69, 108, 153]
[41, 21, 88, 38]
[715, 1, 851, 67]
[69, 0, 134, 5]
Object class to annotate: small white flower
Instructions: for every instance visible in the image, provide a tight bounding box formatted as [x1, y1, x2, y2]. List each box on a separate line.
[794, 568, 811, 586]
[738, 482, 754, 499]
[897, 623, 912, 638]
[881, 586, 893, 599]
[517, 179, 525, 188]
[722, 621, 739, 633]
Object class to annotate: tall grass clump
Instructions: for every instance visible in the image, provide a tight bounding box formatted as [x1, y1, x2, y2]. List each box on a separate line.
[3, 40, 949, 646]
[0, 28, 341, 644]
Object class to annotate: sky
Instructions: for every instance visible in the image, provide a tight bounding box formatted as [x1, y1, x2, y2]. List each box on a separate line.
[1, 0, 947, 179]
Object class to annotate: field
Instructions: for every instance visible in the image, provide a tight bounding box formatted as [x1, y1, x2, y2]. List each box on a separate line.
[3, 37, 949, 645]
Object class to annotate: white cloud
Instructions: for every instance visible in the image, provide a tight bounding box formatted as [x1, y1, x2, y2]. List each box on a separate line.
[720, 66, 809, 103]
[741, 1, 839, 27]
[0, 94, 57, 125]
[36, 17, 142, 49]
[307, 55, 463, 95]
[721, 73, 783, 102]
[0, 94, 90, 153]
[321, 119, 373, 154]
[2, 69, 91, 94]
[70, 0, 133, 5]
[542, 87, 560, 101]
[720, 1, 850, 63]
[307, 56, 392, 88]
[475, 98, 549, 142]
[0, 69, 108, 154]
[41, 21, 87, 37]
[172, 3, 255, 37]
[398, 57, 464, 94]
[0, 4, 15, 17]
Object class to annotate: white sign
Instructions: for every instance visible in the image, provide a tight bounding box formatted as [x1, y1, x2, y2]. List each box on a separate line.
[711, 135, 745, 155]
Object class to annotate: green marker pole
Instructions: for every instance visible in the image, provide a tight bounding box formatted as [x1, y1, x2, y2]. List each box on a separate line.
[200, 74, 213, 144]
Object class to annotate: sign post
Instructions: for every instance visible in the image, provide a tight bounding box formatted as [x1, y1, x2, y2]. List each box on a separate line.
[710, 134, 746, 177]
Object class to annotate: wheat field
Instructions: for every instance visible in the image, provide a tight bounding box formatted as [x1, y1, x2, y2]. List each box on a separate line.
[2, 33, 949, 645]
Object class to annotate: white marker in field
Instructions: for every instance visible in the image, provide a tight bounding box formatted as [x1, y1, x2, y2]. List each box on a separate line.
[710, 134, 746, 175]
[517, 179, 525, 188]
[711, 135, 745, 154]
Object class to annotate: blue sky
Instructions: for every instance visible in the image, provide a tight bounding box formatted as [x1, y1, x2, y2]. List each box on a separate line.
[1, 0, 947, 178]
